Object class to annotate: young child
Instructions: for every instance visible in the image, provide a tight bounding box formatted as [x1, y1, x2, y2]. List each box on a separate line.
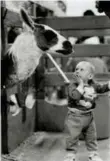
[64, 61, 110, 161]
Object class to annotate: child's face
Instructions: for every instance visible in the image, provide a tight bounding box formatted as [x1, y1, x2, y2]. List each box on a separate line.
[75, 62, 93, 83]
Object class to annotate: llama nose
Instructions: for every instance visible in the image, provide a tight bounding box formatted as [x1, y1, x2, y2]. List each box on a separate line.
[63, 41, 72, 50]
[63, 41, 73, 54]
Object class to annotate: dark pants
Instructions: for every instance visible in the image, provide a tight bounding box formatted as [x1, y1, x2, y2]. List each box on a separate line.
[65, 110, 98, 154]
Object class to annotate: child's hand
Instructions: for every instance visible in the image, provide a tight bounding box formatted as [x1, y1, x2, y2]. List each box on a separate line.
[77, 77, 84, 87]
[79, 100, 92, 108]
[76, 78, 84, 94]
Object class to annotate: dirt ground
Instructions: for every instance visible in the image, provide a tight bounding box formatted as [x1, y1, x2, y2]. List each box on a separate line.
[2, 132, 110, 161]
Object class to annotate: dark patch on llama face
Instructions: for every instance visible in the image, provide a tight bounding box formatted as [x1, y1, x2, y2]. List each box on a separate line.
[43, 30, 58, 44]
[34, 26, 58, 51]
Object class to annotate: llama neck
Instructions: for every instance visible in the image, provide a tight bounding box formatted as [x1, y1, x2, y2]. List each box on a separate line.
[9, 32, 43, 81]
[9, 32, 43, 62]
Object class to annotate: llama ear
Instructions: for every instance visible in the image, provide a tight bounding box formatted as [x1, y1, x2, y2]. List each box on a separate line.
[20, 8, 35, 30]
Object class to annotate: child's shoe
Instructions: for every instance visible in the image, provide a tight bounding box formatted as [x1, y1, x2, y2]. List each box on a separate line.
[88, 153, 103, 161]
[64, 153, 76, 161]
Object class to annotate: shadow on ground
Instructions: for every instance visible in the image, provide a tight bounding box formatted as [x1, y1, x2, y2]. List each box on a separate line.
[2, 132, 110, 161]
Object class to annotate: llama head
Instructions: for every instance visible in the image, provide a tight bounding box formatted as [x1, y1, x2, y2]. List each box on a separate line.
[20, 8, 73, 55]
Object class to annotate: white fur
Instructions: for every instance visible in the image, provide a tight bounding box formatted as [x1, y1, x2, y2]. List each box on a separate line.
[9, 32, 43, 81]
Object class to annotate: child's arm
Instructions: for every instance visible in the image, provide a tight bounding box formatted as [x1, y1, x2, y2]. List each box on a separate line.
[94, 81, 110, 93]
[68, 79, 84, 100]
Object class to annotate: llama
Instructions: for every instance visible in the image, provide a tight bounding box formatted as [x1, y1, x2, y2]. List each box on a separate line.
[2, 8, 73, 116]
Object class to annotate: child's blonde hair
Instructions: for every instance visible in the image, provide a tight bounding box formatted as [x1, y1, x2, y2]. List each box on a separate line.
[76, 61, 95, 75]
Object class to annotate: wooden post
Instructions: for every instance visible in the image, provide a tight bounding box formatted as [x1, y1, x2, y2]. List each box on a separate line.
[1, 1, 7, 57]
[34, 56, 45, 132]
[1, 1, 9, 154]
[35, 56, 45, 100]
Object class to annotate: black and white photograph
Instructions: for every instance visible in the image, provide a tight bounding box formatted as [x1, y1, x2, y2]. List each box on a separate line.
[1, 0, 110, 161]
